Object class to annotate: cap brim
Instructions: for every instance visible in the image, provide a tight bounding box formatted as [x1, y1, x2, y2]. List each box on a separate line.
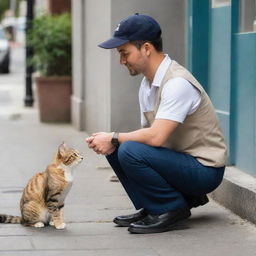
[98, 37, 129, 49]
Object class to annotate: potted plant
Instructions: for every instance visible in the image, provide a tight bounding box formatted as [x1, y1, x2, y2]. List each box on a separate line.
[28, 13, 72, 122]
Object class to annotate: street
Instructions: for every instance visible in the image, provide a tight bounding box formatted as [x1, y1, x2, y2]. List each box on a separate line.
[0, 44, 26, 116]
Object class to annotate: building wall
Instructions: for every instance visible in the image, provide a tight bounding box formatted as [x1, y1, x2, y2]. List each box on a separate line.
[83, 0, 112, 133]
[71, 0, 111, 132]
[208, 6, 231, 160]
[71, 0, 86, 130]
[72, 0, 186, 133]
[234, 33, 256, 176]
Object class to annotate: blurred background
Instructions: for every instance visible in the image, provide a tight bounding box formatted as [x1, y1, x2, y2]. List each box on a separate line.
[0, 0, 27, 116]
[0, 0, 71, 115]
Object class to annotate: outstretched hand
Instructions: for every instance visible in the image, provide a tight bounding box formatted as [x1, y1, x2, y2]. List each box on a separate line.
[85, 132, 116, 155]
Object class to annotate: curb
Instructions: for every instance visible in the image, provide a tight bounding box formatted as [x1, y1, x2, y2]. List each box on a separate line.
[210, 166, 256, 224]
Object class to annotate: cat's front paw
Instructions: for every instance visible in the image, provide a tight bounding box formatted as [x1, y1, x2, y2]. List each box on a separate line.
[34, 222, 45, 228]
[49, 221, 54, 226]
[55, 223, 66, 230]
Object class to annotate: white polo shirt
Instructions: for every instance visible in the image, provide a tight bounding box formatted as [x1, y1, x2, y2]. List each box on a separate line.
[139, 55, 201, 127]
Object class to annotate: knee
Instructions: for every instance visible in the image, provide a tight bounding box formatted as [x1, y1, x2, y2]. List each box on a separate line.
[118, 141, 146, 164]
[118, 141, 136, 160]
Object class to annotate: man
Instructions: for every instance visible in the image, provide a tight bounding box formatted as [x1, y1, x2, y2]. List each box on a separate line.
[86, 14, 227, 234]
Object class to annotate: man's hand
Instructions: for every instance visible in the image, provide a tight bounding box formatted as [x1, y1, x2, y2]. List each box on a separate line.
[85, 132, 116, 155]
[86, 119, 179, 155]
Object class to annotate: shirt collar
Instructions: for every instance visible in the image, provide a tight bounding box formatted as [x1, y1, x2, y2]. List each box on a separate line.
[144, 54, 172, 88]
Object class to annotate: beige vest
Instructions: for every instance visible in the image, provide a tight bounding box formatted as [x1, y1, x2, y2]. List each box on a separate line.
[144, 60, 227, 167]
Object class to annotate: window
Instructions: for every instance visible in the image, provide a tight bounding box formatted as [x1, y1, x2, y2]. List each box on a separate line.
[239, 0, 256, 32]
[211, 0, 231, 8]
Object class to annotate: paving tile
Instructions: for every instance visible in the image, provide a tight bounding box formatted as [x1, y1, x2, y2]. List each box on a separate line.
[0, 237, 33, 251]
[0, 248, 158, 256]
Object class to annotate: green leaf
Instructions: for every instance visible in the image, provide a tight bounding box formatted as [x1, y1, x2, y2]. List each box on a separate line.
[28, 13, 72, 76]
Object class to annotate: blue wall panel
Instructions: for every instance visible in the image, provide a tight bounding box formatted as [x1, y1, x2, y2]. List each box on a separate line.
[186, 0, 210, 90]
[187, 1, 256, 176]
[208, 6, 231, 158]
[234, 33, 256, 176]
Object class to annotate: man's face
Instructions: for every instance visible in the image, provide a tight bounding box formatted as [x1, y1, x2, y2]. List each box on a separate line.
[117, 43, 148, 76]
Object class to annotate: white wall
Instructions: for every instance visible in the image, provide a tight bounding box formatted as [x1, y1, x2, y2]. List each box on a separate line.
[72, 0, 111, 132]
[71, 0, 85, 130]
[83, 0, 111, 133]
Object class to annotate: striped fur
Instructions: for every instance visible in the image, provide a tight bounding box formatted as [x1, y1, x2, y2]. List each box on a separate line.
[0, 214, 21, 224]
[0, 143, 83, 229]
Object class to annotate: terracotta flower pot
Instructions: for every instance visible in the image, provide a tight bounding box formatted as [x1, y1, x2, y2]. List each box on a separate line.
[35, 76, 72, 122]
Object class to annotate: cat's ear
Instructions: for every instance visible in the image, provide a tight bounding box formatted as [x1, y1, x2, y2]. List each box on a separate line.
[58, 142, 67, 157]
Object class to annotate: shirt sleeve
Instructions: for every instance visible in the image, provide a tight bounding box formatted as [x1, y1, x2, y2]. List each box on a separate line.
[155, 77, 201, 123]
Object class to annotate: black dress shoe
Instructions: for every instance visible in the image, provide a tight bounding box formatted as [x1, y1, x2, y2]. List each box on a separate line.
[185, 194, 209, 209]
[113, 209, 147, 227]
[128, 207, 191, 234]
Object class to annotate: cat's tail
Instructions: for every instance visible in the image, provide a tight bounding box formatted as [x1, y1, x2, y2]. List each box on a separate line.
[0, 214, 21, 224]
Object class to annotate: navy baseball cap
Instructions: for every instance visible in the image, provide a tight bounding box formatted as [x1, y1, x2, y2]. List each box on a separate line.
[98, 13, 162, 49]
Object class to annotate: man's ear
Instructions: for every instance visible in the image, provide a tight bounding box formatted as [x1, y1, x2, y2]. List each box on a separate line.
[143, 42, 152, 56]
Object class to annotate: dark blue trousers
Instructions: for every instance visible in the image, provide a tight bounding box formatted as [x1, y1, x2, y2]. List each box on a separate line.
[106, 141, 225, 214]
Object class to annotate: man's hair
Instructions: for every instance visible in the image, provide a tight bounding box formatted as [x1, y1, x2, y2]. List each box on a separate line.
[130, 37, 163, 52]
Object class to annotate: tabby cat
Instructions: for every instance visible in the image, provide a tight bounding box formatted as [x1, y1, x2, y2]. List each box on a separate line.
[0, 143, 83, 229]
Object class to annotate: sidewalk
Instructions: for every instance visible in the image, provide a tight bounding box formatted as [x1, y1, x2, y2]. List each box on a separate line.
[1, 49, 256, 255]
